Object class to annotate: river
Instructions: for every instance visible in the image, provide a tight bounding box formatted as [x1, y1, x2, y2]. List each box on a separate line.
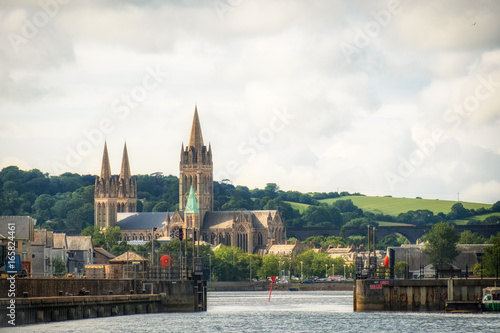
[4, 291, 500, 332]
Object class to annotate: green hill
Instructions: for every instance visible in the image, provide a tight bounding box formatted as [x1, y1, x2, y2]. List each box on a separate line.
[319, 196, 491, 216]
[285, 201, 309, 213]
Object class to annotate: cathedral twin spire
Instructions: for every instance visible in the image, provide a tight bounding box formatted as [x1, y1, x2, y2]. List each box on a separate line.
[99, 141, 131, 181]
[100, 142, 112, 179]
[95, 140, 137, 230]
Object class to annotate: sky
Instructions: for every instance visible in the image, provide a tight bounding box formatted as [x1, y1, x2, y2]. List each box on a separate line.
[1, 0, 500, 204]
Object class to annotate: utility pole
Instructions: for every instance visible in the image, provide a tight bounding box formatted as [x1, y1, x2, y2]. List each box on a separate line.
[152, 227, 157, 279]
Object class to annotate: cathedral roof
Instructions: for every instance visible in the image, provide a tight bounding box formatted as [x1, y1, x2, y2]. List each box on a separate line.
[203, 210, 280, 230]
[117, 212, 169, 230]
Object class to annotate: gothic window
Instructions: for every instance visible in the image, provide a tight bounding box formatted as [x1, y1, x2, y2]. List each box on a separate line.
[258, 233, 263, 246]
[237, 227, 248, 252]
[219, 234, 224, 245]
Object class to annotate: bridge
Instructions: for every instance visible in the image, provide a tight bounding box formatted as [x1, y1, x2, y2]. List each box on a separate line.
[286, 224, 500, 244]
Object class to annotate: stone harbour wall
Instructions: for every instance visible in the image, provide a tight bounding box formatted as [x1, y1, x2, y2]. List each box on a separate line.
[354, 278, 499, 312]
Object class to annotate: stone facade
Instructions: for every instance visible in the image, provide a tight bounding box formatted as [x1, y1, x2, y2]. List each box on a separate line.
[94, 143, 137, 230]
[95, 107, 285, 253]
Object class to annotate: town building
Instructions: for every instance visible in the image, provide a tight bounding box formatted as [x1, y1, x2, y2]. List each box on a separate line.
[0, 216, 35, 276]
[94, 107, 286, 254]
[66, 235, 94, 276]
[32, 229, 66, 277]
[93, 247, 116, 265]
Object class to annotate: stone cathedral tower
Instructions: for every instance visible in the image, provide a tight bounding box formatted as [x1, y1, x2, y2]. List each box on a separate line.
[179, 107, 213, 226]
[94, 142, 137, 230]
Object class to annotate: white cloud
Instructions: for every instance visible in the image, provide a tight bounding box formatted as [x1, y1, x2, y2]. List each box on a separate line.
[0, 0, 499, 203]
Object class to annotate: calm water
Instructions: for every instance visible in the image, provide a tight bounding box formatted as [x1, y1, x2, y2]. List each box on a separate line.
[4, 291, 500, 332]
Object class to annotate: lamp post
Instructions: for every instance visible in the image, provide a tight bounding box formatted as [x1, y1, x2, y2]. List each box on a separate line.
[344, 264, 346, 280]
[209, 254, 212, 287]
[325, 264, 328, 279]
[332, 264, 335, 278]
[152, 227, 157, 279]
[300, 261, 303, 281]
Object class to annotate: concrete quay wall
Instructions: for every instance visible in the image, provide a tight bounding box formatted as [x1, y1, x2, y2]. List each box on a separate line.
[355, 278, 498, 312]
[0, 278, 136, 297]
[0, 294, 161, 327]
[0, 279, 207, 327]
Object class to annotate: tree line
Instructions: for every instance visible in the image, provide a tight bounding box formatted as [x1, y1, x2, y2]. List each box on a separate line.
[1, 166, 499, 238]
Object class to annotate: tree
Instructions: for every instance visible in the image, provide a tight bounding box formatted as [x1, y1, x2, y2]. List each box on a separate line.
[213, 246, 244, 281]
[423, 222, 459, 270]
[333, 199, 358, 213]
[264, 183, 279, 199]
[257, 254, 279, 280]
[449, 203, 470, 220]
[458, 230, 486, 244]
[110, 240, 134, 256]
[303, 204, 342, 227]
[53, 257, 67, 277]
[473, 233, 500, 277]
[394, 261, 408, 279]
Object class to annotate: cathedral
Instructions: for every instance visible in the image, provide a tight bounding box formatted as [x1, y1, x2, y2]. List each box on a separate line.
[94, 107, 286, 254]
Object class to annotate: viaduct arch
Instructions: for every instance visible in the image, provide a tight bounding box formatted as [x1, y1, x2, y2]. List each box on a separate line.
[286, 225, 500, 244]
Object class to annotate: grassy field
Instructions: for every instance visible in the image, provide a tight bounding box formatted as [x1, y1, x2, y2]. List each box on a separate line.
[317, 196, 492, 216]
[454, 212, 500, 225]
[376, 221, 415, 227]
[285, 201, 309, 213]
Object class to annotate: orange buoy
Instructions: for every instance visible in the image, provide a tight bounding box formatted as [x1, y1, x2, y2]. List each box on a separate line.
[160, 255, 172, 268]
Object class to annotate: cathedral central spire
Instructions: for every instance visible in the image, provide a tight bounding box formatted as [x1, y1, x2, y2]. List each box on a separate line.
[179, 106, 213, 221]
[188, 105, 204, 150]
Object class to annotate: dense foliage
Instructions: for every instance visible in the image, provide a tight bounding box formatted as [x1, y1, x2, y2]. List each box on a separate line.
[423, 222, 460, 270]
[1, 166, 499, 240]
[473, 233, 500, 277]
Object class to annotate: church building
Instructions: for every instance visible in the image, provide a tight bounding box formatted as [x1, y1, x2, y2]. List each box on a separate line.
[94, 107, 286, 254]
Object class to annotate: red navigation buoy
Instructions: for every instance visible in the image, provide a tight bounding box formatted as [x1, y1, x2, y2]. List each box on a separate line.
[384, 255, 389, 268]
[160, 255, 172, 268]
[268, 276, 275, 302]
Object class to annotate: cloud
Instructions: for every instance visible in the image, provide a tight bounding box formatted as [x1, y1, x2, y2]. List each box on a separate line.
[0, 0, 499, 203]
